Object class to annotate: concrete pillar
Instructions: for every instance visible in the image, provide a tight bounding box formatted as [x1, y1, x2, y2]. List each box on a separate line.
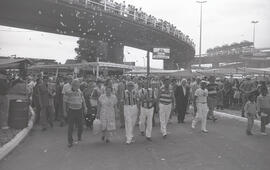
[107, 42, 124, 63]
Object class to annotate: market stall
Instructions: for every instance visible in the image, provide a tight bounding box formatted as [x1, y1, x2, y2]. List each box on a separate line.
[0, 58, 32, 129]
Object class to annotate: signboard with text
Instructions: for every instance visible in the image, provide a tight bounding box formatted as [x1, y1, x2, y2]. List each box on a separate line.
[152, 48, 170, 60]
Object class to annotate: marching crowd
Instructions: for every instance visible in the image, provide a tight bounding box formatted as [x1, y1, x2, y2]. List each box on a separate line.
[23, 74, 270, 147]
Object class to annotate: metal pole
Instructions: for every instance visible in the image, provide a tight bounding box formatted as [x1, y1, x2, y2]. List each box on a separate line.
[146, 50, 150, 88]
[97, 57, 99, 78]
[251, 21, 258, 48]
[197, 1, 207, 68]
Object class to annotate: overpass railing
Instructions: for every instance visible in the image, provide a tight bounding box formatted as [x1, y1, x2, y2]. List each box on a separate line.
[58, 0, 195, 49]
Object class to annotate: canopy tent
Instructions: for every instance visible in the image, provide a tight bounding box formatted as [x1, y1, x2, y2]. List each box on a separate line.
[241, 67, 270, 74]
[29, 62, 133, 70]
[196, 68, 245, 76]
[128, 69, 199, 77]
[0, 58, 32, 69]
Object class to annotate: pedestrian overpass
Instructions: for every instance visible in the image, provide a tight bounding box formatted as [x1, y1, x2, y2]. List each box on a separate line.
[0, 0, 195, 69]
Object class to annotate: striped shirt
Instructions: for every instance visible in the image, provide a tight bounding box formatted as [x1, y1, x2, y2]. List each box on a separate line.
[207, 83, 218, 97]
[139, 88, 155, 109]
[124, 89, 138, 106]
[66, 89, 83, 110]
[159, 86, 173, 105]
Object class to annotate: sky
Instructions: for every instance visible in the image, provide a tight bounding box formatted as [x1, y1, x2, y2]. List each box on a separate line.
[0, 0, 270, 68]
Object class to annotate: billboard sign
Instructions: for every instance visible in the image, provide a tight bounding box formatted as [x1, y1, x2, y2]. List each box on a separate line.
[153, 48, 170, 60]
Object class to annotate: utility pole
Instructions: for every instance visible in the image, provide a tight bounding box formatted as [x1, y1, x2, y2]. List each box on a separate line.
[251, 20, 259, 48]
[196, 1, 207, 68]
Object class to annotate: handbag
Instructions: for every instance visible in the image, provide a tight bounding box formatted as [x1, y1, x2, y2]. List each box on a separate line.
[187, 104, 195, 116]
[93, 118, 102, 135]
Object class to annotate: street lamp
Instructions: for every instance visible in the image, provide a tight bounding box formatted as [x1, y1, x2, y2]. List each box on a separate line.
[251, 20, 259, 48]
[196, 1, 207, 68]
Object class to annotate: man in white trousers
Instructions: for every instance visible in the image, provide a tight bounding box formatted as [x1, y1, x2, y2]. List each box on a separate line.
[192, 81, 209, 133]
[159, 77, 174, 138]
[124, 81, 139, 144]
[139, 81, 156, 141]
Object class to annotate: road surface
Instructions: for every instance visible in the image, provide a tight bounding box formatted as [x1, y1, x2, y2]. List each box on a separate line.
[0, 115, 269, 170]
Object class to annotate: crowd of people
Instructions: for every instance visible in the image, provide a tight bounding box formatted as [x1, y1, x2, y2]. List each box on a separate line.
[20, 73, 270, 147]
[64, 0, 195, 48]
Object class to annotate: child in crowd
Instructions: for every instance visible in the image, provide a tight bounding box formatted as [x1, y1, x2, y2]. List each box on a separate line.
[244, 94, 258, 135]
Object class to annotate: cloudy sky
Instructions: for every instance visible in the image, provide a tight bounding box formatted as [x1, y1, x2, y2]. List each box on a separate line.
[0, 0, 269, 68]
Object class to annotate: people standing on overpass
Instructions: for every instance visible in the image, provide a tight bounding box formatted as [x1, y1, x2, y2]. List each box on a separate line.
[192, 81, 209, 133]
[159, 76, 174, 138]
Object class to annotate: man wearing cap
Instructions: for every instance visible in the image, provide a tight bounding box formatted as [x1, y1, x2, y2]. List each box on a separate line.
[192, 81, 209, 133]
[62, 75, 73, 125]
[66, 79, 87, 147]
[138, 80, 156, 141]
[159, 76, 174, 138]
[0, 73, 9, 129]
[124, 81, 139, 144]
[239, 76, 257, 117]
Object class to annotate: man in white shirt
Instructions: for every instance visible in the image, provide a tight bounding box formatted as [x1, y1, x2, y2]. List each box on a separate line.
[192, 81, 209, 133]
[62, 75, 73, 125]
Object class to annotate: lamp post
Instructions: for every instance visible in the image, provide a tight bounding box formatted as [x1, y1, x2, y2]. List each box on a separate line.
[196, 1, 207, 68]
[251, 20, 259, 48]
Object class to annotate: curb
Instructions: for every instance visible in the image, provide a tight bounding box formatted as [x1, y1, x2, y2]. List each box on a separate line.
[215, 111, 270, 129]
[0, 106, 35, 161]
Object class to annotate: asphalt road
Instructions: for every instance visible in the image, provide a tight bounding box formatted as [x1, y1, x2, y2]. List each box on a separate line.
[0, 115, 269, 170]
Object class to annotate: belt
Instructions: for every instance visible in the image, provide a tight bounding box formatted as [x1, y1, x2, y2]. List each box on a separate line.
[197, 102, 207, 104]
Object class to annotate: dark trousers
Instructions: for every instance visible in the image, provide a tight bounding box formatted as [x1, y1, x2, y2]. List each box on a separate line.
[177, 104, 187, 123]
[260, 108, 270, 133]
[40, 105, 54, 128]
[67, 108, 83, 144]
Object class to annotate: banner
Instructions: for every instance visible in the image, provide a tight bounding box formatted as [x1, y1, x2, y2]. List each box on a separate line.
[153, 48, 170, 60]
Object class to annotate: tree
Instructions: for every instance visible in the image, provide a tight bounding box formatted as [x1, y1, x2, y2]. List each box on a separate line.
[75, 38, 108, 62]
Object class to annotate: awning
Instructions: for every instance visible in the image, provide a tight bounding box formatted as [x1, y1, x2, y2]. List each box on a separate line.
[0, 58, 32, 69]
[28, 62, 133, 71]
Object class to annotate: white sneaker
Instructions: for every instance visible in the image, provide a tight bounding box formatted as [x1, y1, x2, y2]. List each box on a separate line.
[261, 132, 267, 136]
[191, 124, 195, 129]
[202, 130, 208, 133]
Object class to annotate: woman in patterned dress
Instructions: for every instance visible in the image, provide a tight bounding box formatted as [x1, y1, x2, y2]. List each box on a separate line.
[97, 84, 118, 143]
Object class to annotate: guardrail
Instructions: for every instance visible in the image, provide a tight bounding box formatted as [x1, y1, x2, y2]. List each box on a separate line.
[58, 0, 195, 49]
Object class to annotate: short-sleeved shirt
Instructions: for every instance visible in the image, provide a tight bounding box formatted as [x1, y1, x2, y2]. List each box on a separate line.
[62, 83, 71, 102]
[195, 88, 208, 103]
[159, 86, 173, 105]
[66, 89, 83, 110]
[207, 83, 218, 97]
[124, 89, 138, 106]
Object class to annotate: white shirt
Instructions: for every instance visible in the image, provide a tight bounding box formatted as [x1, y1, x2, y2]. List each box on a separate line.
[182, 86, 186, 96]
[195, 88, 208, 103]
[62, 83, 71, 102]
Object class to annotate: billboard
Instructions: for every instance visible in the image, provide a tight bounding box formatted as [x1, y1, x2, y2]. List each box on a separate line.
[153, 48, 170, 60]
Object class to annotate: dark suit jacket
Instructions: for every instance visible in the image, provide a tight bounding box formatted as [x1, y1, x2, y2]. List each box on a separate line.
[174, 85, 190, 112]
